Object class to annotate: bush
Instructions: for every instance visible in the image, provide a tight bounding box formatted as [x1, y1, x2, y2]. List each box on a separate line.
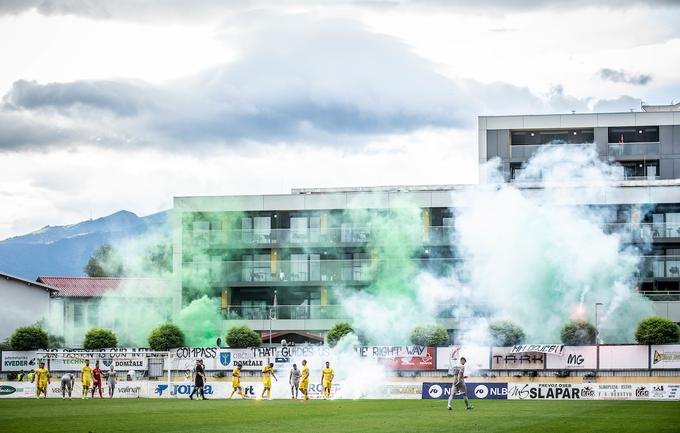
[488, 320, 526, 346]
[148, 323, 186, 351]
[410, 324, 449, 346]
[560, 320, 597, 345]
[226, 326, 261, 348]
[326, 322, 354, 347]
[635, 317, 680, 345]
[9, 326, 48, 350]
[83, 328, 118, 349]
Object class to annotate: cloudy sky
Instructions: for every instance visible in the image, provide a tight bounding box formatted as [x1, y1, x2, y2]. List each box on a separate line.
[1, 0, 679, 239]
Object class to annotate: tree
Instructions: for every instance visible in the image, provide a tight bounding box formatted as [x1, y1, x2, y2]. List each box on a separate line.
[326, 322, 354, 347]
[635, 317, 680, 345]
[9, 326, 48, 350]
[489, 320, 526, 346]
[410, 324, 449, 346]
[143, 241, 173, 275]
[84, 244, 125, 277]
[560, 320, 597, 345]
[83, 328, 118, 349]
[226, 326, 261, 348]
[148, 324, 185, 351]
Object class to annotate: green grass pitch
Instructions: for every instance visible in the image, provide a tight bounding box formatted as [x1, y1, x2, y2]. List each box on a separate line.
[1, 399, 679, 433]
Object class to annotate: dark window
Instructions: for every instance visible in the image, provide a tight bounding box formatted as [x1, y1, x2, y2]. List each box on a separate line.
[608, 126, 659, 143]
[509, 162, 524, 180]
[619, 160, 658, 179]
[511, 129, 594, 145]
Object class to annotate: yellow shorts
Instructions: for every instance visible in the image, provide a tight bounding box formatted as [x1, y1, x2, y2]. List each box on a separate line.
[232, 381, 241, 388]
[263, 377, 272, 388]
[38, 381, 48, 390]
[323, 381, 332, 389]
[299, 380, 309, 391]
[82, 380, 91, 387]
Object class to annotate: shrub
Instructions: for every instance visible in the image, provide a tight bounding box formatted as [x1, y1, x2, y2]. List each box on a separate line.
[148, 324, 185, 351]
[488, 320, 526, 346]
[326, 322, 354, 347]
[9, 326, 48, 350]
[560, 320, 597, 345]
[226, 326, 261, 348]
[410, 324, 449, 346]
[634, 317, 680, 345]
[83, 328, 118, 349]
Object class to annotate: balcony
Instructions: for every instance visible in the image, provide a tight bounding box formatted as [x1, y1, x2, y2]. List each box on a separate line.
[186, 226, 455, 249]
[607, 142, 660, 157]
[603, 223, 680, 242]
[639, 256, 680, 280]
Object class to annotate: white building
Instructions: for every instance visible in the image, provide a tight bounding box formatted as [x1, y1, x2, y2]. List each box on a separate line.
[0, 272, 57, 340]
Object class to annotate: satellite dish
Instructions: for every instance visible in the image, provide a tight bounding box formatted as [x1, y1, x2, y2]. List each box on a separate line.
[216, 337, 222, 347]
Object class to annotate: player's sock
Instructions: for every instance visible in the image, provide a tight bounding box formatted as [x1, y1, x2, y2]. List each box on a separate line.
[267, 389, 271, 399]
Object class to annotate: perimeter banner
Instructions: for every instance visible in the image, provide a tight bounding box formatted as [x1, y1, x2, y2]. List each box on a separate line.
[356, 346, 435, 370]
[507, 382, 680, 401]
[510, 345, 564, 355]
[651, 345, 680, 369]
[421, 382, 508, 400]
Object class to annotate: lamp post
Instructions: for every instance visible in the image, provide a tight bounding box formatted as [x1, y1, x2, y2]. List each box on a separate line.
[595, 302, 603, 344]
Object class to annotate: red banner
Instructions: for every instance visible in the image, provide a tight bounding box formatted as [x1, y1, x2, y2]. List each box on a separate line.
[381, 347, 435, 370]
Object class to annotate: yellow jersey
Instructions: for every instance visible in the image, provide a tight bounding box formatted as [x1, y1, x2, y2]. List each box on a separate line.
[301, 365, 309, 382]
[322, 367, 334, 382]
[35, 368, 49, 384]
[232, 368, 241, 386]
[82, 365, 93, 384]
[262, 365, 272, 377]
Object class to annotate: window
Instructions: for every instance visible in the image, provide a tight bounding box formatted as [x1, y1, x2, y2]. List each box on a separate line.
[619, 161, 658, 179]
[291, 217, 308, 243]
[510, 162, 524, 180]
[608, 126, 659, 143]
[253, 217, 271, 243]
[74, 303, 84, 327]
[290, 254, 309, 281]
[511, 129, 594, 145]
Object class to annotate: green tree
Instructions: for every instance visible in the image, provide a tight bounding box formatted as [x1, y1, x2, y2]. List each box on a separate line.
[560, 320, 597, 345]
[84, 244, 125, 277]
[226, 326, 261, 348]
[489, 320, 526, 346]
[9, 326, 48, 350]
[83, 328, 118, 349]
[148, 324, 185, 351]
[410, 324, 449, 346]
[143, 241, 173, 275]
[635, 317, 680, 345]
[326, 322, 354, 347]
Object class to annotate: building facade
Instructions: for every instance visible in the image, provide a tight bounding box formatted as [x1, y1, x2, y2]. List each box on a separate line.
[0, 272, 57, 340]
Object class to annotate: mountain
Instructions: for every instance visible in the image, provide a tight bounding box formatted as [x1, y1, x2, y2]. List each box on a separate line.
[0, 210, 169, 281]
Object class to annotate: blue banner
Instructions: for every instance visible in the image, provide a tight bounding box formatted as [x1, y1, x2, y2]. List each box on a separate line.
[421, 382, 508, 400]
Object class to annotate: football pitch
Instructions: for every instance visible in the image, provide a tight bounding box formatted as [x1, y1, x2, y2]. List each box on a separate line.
[1, 399, 679, 433]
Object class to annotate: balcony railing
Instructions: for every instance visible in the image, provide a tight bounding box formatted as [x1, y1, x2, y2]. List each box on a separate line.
[608, 142, 660, 157]
[221, 304, 473, 321]
[639, 291, 680, 301]
[603, 223, 680, 242]
[186, 225, 456, 248]
[639, 256, 680, 279]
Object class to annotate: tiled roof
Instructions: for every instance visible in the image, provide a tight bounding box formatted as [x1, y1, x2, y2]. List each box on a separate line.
[36, 276, 171, 298]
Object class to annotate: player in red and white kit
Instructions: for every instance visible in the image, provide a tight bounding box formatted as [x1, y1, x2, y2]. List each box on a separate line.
[91, 361, 104, 398]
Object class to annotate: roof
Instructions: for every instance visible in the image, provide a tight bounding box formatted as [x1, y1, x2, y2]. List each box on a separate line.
[36, 276, 172, 298]
[0, 272, 58, 293]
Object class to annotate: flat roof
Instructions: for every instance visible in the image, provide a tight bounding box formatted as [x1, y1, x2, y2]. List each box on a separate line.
[0, 272, 58, 293]
[478, 110, 680, 130]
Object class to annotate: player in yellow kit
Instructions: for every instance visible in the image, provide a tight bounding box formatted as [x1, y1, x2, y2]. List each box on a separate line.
[321, 361, 334, 399]
[299, 359, 310, 401]
[261, 362, 277, 400]
[33, 361, 50, 399]
[229, 363, 247, 399]
[81, 360, 93, 399]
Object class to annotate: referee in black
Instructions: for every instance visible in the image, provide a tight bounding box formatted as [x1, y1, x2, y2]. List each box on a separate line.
[189, 359, 207, 400]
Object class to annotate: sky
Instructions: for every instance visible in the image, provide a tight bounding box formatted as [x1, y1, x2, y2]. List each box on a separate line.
[0, 0, 679, 239]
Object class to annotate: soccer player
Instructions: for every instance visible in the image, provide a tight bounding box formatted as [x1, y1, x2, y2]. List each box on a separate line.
[289, 363, 301, 399]
[229, 363, 247, 399]
[106, 365, 117, 398]
[60, 373, 74, 400]
[448, 356, 473, 411]
[190, 359, 207, 400]
[299, 359, 310, 401]
[91, 361, 104, 398]
[261, 362, 277, 400]
[34, 362, 50, 399]
[81, 360, 93, 399]
[321, 361, 334, 400]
